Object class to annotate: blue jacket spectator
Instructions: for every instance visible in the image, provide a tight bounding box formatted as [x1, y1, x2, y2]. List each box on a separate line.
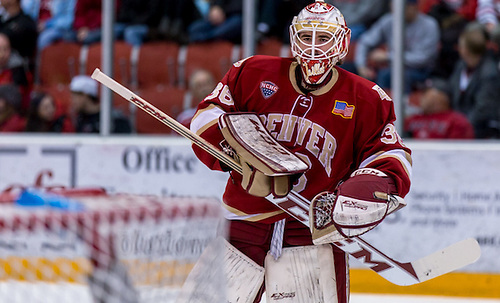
[115, 0, 163, 46]
[354, 0, 440, 92]
[188, 0, 243, 43]
[21, 0, 76, 50]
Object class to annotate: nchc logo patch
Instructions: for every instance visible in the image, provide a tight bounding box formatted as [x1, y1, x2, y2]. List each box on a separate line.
[332, 100, 355, 119]
[260, 81, 278, 99]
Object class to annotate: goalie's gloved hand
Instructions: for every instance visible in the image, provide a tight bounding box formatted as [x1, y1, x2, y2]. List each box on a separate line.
[240, 161, 303, 198]
[219, 112, 308, 198]
[332, 168, 397, 238]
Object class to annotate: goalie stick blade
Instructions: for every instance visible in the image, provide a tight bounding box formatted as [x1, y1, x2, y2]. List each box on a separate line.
[408, 237, 481, 285]
[342, 237, 481, 286]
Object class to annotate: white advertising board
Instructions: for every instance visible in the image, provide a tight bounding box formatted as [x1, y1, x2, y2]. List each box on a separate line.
[0, 135, 227, 198]
[0, 136, 498, 273]
[360, 142, 500, 273]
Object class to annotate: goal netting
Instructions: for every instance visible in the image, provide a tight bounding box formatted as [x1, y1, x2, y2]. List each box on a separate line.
[0, 188, 225, 303]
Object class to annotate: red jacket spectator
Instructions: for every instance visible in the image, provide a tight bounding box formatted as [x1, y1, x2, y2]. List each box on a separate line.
[404, 78, 475, 139]
[73, 0, 102, 31]
[405, 111, 475, 139]
[0, 83, 26, 132]
[72, 0, 120, 44]
[0, 33, 32, 111]
[25, 91, 74, 133]
[0, 113, 25, 131]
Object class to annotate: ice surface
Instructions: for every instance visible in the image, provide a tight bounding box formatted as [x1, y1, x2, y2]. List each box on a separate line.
[1, 282, 499, 303]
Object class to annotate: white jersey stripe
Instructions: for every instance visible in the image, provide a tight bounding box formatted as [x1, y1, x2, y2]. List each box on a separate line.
[190, 104, 226, 135]
[222, 203, 285, 221]
[359, 149, 412, 179]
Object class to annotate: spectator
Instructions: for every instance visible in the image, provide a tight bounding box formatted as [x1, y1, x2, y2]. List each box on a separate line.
[115, 0, 163, 46]
[354, 0, 440, 92]
[0, 83, 25, 132]
[326, 0, 390, 40]
[69, 75, 132, 133]
[404, 78, 475, 139]
[156, 0, 205, 44]
[187, 68, 216, 106]
[0, 0, 37, 67]
[21, 0, 77, 50]
[177, 68, 216, 128]
[477, 0, 500, 61]
[420, 0, 478, 24]
[491, 24, 500, 60]
[448, 22, 500, 138]
[476, 0, 500, 34]
[0, 33, 32, 111]
[421, 0, 479, 78]
[70, 0, 118, 45]
[25, 91, 74, 132]
[188, 0, 243, 43]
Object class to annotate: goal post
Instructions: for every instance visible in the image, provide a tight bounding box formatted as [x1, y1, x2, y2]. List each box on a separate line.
[0, 189, 226, 303]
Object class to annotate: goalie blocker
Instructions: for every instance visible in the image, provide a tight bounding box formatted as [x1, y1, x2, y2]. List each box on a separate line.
[310, 168, 402, 243]
[332, 168, 398, 237]
[219, 113, 309, 198]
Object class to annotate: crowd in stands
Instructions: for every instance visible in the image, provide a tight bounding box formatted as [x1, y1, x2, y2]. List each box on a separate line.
[0, 0, 498, 139]
[352, 0, 441, 93]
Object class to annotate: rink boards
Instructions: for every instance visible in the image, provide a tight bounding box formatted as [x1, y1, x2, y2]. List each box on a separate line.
[351, 269, 500, 298]
[0, 135, 499, 298]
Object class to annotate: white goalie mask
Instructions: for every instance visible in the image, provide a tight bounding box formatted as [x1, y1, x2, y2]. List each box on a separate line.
[289, 1, 351, 85]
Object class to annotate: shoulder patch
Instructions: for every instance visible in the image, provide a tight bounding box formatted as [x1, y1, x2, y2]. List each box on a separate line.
[332, 100, 355, 119]
[260, 81, 279, 99]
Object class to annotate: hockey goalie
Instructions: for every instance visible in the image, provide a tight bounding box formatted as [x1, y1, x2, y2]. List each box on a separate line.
[185, 1, 412, 302]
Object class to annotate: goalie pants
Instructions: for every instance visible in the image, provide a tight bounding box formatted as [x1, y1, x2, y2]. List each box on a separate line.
[228, 218, 349, 303]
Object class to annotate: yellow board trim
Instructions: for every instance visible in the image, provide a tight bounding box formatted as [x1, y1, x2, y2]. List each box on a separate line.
[351, 269, 500, 298]
[0, 257, 91, 282]
[0, 257, 195, 286]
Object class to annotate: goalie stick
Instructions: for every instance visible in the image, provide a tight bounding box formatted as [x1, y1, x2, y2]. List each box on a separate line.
[91, 68, 481, 286]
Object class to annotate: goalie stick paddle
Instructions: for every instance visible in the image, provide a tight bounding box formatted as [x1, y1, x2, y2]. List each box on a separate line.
[91, 68, 481, 286]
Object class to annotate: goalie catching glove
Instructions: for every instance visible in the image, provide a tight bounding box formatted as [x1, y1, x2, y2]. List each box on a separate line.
[310, 168, 405, 242]
[219, 113, 309, 198]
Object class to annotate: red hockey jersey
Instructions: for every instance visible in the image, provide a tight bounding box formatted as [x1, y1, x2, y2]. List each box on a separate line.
[404, 110, 475, 139]
[191, 55, 412, 223]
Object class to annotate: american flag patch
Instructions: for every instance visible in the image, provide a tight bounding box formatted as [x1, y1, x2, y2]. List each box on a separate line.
[260, 81, 278, 99]
[332, 100, 355, 119]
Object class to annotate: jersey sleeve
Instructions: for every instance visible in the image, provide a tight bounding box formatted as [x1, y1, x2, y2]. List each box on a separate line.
[189, 57, 249, 171]
[353, 84, 412, 197]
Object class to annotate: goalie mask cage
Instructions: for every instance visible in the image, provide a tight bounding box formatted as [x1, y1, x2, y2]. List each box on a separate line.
[0, 190, 225, 303]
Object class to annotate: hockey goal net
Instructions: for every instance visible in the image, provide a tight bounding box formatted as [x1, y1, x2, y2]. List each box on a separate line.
[0, 188, 225, 303]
